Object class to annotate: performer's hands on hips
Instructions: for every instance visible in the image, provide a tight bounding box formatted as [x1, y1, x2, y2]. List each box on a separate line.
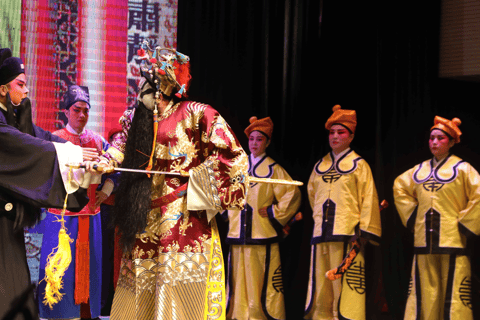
[82, 147, 99, 161]
[258, 206, 269, 217]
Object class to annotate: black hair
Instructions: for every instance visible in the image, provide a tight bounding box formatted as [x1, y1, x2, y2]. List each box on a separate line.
[330, 123, 353, 134]
[112, 102, 155, 253]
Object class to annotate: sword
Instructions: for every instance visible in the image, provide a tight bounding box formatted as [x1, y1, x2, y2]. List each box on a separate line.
[67, 164, 303, 186]
[325, 199, 388, 281]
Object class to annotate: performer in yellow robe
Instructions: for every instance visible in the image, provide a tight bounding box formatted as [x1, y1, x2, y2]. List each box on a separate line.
[394, 116, 480, 320]
[223, 116, 301, 320]
[90, 46, 249, 320]
[304, 105, 382, 320]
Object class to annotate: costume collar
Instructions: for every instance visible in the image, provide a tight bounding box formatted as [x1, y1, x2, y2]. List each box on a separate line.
[66, 123, 85, 135]
[250, 152, 266, 167]
[248, 154, 275, 178]
[0, 101, 6, 112]
[315, 148, 362, 175]
[332, 148, 350, 164]
[413, 154, 464, 184]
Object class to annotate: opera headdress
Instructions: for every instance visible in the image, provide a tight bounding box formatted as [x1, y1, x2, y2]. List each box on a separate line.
[0, 48, 25, 86]
[325, 104, 357, 133]
[244, 116, 274, 139]
[431, 116, 462, 143]
[137, 41, 191, 99]
[61, 85, 90, 109]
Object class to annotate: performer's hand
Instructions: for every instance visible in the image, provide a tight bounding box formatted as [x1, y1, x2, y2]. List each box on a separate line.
[82, 147, 99, 161]
[83, 161, 98, 172]
[95, 190, 109, 207]
[258, 206, 269, 217]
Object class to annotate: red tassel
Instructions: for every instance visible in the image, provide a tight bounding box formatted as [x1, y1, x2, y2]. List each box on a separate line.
[75, 216, 90, 304]
[137, 48, 145, 56]
[150, 58, 157, 64]
[159, 69, 166, 75]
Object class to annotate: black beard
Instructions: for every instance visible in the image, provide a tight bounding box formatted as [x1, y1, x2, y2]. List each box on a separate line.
[112, 102, 155, 253]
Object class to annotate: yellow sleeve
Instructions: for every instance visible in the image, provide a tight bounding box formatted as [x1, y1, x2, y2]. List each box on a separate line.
[356, 161, 382, 240]
[458, 163, 480, 236]
[393, 167, 418, 228]
[270, 165, 302, 226]
[307, 166, 317, 212]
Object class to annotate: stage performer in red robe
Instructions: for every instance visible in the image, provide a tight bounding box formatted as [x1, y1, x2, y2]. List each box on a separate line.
[88, 44, 249, 320]
[33, 85, 111, 320]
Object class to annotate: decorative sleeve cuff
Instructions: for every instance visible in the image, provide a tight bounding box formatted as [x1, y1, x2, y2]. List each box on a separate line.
[187, 160, 222, 221]
[52, 141, 84, 194]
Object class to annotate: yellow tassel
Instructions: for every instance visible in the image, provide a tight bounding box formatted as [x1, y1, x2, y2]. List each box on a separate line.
[42, 167, 74, 309]
[42, 227, 73, 309]
[146, 106, 159, 177]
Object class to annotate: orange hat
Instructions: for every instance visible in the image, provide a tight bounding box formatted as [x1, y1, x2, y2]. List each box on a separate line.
[431, 116, 462, 143]
[244, 116, 274, 139]
[325, 105, 357, 133]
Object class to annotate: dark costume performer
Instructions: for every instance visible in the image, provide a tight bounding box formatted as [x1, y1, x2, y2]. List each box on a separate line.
[96, 45, 249, 320]
[304, 105, 381, 320]
[99, 126, 122, 316]
[31, 85, 109, 319]
[224, 116, 301, 320]
[0, 48, 88, 320]
[394, 116, 480, 320]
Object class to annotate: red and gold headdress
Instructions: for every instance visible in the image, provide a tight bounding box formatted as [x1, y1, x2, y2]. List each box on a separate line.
[325, 105, 357, 133]
[137, 41, 193, 173]
[431, 116, 462, 143]
[137, 41, 191, 99]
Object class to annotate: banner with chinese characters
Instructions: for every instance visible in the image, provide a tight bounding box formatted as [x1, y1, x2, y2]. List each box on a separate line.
[19, 0, 177, 137]
[126, 0, 177, 109]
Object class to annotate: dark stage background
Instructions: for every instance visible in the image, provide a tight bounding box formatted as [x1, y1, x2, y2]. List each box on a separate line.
[178, 0, 480, 319]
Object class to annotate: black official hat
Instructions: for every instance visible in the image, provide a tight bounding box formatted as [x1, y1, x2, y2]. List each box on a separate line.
[0, 48, 25, 86]
[61, 85, 90, 110]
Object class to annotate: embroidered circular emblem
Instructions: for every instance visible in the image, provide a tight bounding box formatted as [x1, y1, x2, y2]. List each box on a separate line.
[422, 177, 444, 192]
[5, 203, 13, 211]
[322, 168, 341, 183]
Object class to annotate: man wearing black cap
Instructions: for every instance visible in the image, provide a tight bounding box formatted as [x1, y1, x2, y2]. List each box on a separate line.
[0, 48, 91, 319]
[32, 85, 112, 320]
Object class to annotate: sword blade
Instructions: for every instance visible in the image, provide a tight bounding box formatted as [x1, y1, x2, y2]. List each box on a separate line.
[66, 164, 303, 186]
[113, 167, 184, 176]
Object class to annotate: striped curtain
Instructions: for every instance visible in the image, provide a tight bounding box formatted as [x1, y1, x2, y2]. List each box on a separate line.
[19, 0, 177, 138]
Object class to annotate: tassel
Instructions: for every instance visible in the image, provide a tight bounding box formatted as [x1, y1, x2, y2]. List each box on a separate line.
[175, 84, 185, 99]
[43, 228, 74, 309]
[42, 168, 74, 309]
[145, 105, 158, 177]
[158, 61, 167, 75]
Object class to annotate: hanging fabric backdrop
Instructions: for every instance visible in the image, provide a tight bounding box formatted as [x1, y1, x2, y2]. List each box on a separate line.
[18, 0, 177, 138]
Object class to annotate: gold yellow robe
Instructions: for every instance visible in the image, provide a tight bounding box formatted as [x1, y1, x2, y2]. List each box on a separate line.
[109, 101, 249, 320]
[305, 149, 381, 320]
[394, 154, 480, 320]
[224, 154, 301, 320]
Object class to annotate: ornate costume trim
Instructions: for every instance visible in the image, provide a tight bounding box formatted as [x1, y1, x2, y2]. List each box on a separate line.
[190, 160, 222, 210]
[315, 150, 362, 175]
[204, 218, 226, 320]
[104, 145, 124, 165]
[413, 154, 464, 184]
[248, 155, 276, 178]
